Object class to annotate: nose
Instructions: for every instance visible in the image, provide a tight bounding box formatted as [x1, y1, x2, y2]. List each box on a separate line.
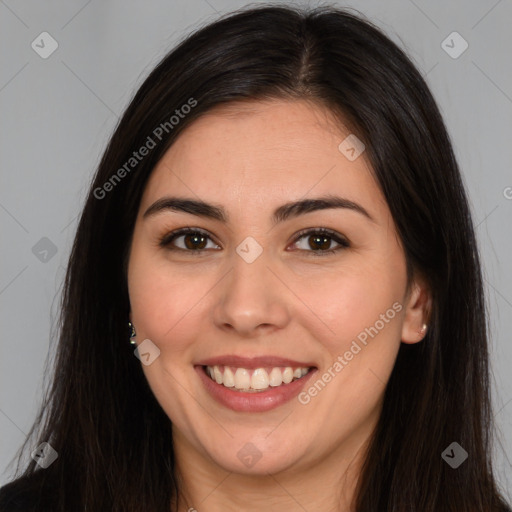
[213, 247, 291, 338]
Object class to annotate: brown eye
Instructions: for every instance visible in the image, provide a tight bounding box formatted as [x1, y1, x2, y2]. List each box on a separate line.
[159, 228, 220, 253]
[290, 228, 350, 256]
[182, 232, 208, 250]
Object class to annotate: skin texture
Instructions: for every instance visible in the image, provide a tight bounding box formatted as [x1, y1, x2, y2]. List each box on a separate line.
[127, 99, 431, 511]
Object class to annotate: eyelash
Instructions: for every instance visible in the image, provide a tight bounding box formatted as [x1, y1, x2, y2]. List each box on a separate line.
[158, 227, 350, 257]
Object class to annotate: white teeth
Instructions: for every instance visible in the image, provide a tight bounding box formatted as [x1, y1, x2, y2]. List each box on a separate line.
[282, 367, 293, 384]
[213, 366, 223, 385]
[223, 367, 235, 388]
[234, 368, 251, 390]
[251, 368, 269, 390]
[269, 368, 283, 387]
[205, 365, 311, 391]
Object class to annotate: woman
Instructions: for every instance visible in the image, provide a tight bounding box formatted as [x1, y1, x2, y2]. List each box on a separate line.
[0, 4, 510, 511]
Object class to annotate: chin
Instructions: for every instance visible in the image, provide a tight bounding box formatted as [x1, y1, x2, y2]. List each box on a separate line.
[204, 436, 308, 475]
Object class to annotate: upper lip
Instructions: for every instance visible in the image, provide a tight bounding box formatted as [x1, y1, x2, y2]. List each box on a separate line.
[196, 355, 316, 369]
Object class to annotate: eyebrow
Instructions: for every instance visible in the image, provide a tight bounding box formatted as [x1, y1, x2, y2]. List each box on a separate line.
[143, 194, 376, 225]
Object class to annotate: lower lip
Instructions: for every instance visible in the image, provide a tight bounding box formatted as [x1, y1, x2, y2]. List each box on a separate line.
[195, 365, 317, 412]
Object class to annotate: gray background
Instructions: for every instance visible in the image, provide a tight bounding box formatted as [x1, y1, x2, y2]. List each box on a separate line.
[0, 0, 511, 498]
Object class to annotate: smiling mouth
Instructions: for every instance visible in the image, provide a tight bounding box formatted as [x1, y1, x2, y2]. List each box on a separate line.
[203, 365, 314, 393]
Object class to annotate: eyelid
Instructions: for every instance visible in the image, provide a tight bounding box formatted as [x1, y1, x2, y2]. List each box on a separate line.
[158, 227, 220, 252]
[292, 227, 349, 247]
[158, 226, 350, 255]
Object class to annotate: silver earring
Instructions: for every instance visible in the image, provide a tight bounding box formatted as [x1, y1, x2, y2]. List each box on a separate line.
[419, 323, 428, 336]
[128, 321, 137, 345]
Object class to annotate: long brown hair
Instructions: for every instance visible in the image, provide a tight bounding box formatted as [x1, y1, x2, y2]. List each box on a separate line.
[1, 4, 510, 511]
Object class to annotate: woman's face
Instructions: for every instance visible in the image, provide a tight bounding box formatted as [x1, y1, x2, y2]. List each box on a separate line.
[127, 99, 426, 477]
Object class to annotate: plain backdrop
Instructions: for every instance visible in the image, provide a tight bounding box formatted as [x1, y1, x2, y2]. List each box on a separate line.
[0, 0, 511, 499]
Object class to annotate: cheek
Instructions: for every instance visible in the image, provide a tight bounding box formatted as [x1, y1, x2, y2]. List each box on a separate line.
[296, 268, 404, 438]
[128, 247, 206, 355]
[292, 261, 405, 354]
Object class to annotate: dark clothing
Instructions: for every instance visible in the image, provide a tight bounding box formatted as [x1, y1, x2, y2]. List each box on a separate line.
[0, 472, 54, 512]
[1, 471, 511, 512]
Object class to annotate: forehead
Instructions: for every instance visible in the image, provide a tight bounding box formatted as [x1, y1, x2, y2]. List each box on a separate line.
[139, 99, 387, 220]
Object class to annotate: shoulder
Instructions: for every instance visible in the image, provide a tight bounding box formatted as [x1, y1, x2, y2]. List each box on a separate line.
[0, 471, 53, 512]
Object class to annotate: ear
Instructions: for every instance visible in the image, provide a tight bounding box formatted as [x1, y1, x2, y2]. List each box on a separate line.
[401, 275, 432, 344]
